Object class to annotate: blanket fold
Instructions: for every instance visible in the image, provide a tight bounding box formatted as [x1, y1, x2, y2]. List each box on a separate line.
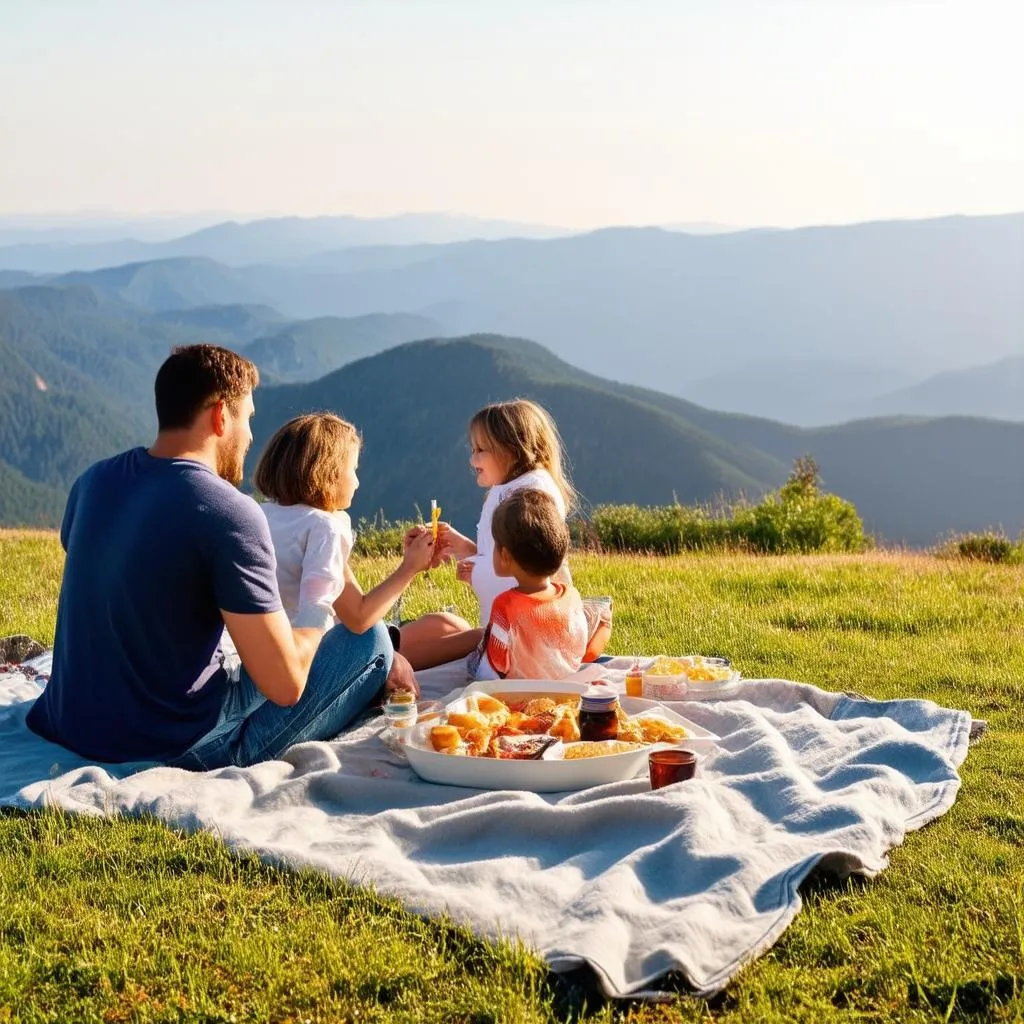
[0, 653, 973, 999]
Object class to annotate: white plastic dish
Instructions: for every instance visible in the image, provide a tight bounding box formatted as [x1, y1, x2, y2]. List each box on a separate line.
[403, 679, 719, 792]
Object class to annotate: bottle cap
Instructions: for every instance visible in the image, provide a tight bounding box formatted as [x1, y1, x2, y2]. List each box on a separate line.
[581, 684, 618, 712]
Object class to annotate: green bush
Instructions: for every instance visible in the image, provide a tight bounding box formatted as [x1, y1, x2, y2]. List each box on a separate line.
[583, 456, 868, 555]
[937, 531, 1023, 564]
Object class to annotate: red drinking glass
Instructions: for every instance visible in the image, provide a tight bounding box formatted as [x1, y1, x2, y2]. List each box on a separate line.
[648, 749, 697, 789]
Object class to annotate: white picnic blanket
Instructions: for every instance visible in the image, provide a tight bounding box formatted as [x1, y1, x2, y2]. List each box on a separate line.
[0, 652, 976, 1000]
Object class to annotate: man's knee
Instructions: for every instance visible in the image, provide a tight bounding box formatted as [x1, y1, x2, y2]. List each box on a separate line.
[316, 620, 393, 671]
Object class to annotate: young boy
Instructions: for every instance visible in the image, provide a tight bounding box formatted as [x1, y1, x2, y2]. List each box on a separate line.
[472, 488, 589, 679]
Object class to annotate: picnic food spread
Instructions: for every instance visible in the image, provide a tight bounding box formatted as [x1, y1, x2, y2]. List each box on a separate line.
[428, 688, 687, 759]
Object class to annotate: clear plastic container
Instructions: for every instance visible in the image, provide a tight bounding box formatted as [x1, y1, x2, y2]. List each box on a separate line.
[642, 655, 741, 701]
[642, 656, 691, 700]
[642, 672, 689, 701]
[675, 656, 742, 700]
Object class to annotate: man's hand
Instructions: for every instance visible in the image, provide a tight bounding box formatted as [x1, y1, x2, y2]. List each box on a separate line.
[384, 651, 420, 699]
[455, 558, 474, 584]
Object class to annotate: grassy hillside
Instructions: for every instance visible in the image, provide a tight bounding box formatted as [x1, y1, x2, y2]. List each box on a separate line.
[1, 532, 1021, 1022]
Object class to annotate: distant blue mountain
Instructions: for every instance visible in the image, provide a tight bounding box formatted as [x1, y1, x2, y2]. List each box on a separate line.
[4, 211, 1021, 430]
[867, 356, 1024, 422]
[0, 213, 571, 273]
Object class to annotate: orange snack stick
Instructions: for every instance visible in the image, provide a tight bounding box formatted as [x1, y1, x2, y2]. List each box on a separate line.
[431, 499, 442, 542]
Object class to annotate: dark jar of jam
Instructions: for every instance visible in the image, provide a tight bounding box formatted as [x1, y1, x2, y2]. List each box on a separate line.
[578, 686, 620, 742]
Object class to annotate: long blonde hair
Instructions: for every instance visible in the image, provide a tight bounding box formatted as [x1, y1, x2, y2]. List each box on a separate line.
[469, 399, 575, 512]
[254, 412, 361, 511]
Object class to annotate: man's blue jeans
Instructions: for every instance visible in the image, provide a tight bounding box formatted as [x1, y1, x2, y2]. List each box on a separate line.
[171, 622, 393, 770]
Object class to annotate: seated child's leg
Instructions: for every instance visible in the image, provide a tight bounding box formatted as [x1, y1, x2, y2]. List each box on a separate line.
[581, 597, 613, 662]
[400, 612, 484, 670]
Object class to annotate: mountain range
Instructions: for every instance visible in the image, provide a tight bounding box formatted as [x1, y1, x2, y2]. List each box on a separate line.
[2, 278, 1021, 544]
[864, 356, 1024, 422]
[218, 215, 1020, 396]
[0, 213, 572, 274]
[1, 210, 1020, 542]
[4, 211, 1019, 426]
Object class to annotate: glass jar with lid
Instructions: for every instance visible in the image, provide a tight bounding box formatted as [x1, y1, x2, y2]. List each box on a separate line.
[578, 684, 620, 742]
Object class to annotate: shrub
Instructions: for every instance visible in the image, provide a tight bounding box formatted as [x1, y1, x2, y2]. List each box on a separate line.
[936, 532, 1022, 564]
[586, 456, 868, 555]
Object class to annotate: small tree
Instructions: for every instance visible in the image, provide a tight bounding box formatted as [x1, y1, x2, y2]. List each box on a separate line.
[780, 454, 820, 501]
[741, 456, 867, 553]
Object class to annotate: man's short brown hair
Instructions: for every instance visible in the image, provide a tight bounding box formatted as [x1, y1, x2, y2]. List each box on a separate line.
[154, 344, 259, 430]
[491, 489, 569, 577]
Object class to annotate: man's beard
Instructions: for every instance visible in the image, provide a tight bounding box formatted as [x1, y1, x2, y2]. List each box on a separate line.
[216, 436, 248, 487]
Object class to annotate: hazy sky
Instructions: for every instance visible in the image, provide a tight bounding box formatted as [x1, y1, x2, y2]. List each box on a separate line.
[2, 0, 1021, 229]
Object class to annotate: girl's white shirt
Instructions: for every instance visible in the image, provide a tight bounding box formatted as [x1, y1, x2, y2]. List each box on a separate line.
[471, 468, 568, 625]
[261, 502, 354, 630]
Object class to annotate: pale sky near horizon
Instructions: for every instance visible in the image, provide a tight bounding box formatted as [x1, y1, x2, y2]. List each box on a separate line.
[2, 0, 1022, 229]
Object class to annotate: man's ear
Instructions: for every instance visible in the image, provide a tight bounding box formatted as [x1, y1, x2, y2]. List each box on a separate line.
[209, 400, 227, 437]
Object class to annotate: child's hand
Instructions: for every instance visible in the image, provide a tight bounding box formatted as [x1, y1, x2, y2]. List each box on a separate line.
[455, 558, 474, 584]
[435, 523, 475, 562]
[429, 525, 453, 568]
[402, 526, 435, 574]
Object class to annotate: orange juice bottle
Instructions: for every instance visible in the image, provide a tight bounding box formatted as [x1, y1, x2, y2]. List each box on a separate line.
[625, 658, 644, 697]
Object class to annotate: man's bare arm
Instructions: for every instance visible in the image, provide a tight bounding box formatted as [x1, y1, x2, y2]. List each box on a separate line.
[221, 609, 325, 706]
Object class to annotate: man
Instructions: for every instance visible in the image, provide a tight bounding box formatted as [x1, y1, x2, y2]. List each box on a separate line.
[28, 344, 418, 769]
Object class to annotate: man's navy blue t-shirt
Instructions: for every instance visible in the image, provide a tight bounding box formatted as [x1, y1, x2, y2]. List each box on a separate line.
[27, 448, 282, 762]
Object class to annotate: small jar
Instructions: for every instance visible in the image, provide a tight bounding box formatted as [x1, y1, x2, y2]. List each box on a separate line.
[624, 658, 644, 698]
[382, 690, 417, 730]
[578, 685, 620, 742]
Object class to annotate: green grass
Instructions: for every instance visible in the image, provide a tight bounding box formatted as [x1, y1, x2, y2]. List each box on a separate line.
[1, 532, 1023, 1023]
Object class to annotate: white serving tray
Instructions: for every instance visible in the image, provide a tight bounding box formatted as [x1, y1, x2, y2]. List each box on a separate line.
[403, 679, 718, 792]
